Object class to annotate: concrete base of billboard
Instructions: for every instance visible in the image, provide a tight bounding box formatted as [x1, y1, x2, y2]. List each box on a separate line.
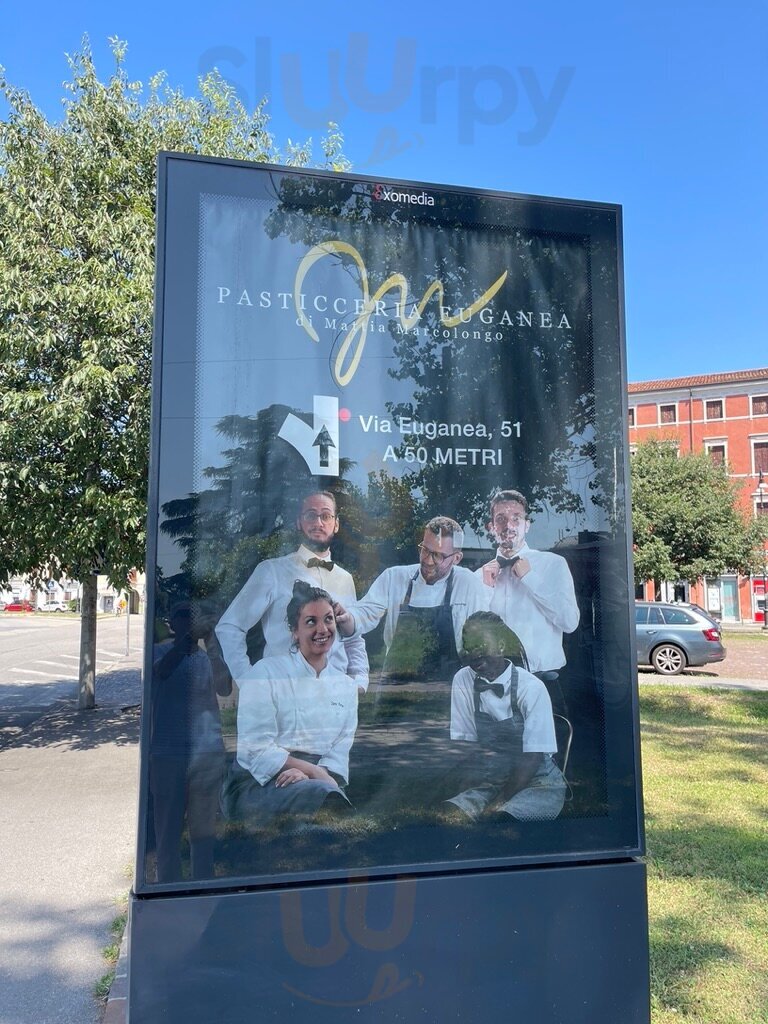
[127, 859, 649, 1023]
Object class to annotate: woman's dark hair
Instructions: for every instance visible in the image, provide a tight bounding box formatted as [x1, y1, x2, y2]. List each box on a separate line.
[286, 580, 334, 632]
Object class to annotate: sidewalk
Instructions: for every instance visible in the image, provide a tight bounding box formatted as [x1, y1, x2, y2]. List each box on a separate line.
[0, 648, 143, 1024]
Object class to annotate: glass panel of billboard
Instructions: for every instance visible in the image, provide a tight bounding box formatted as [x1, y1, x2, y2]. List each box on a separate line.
[137, 154, 642, 891]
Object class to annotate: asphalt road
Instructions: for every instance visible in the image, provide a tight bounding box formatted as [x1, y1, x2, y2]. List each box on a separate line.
[0, 613, 143, 746]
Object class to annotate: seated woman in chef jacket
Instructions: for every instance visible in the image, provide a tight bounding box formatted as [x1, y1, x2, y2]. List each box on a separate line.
[222, 580, 358, 824]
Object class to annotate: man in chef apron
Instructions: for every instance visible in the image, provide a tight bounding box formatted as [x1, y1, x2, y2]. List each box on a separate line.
[334, 516, 487, 808]
[446, 611, 566, 822]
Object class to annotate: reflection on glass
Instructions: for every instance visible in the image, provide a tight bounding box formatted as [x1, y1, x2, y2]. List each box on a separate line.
[148, 600, 231, 882]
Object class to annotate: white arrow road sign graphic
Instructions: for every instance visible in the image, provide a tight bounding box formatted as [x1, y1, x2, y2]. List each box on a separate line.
[278, 395, 340, 476]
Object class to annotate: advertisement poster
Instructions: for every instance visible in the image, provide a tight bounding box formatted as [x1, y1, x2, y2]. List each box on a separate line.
[139, 155, 642, 891]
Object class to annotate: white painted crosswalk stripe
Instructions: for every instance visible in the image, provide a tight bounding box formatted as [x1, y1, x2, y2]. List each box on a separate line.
[13, 667, 78, 680]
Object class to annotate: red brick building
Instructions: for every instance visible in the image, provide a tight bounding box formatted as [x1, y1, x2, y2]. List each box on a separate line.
[628, 367, 768, 623]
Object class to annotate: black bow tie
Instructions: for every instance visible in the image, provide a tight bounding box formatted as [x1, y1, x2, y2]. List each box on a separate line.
[474, 678, 505, 699]
[306, 557, 334, 571]
[497, 555, 520, 570]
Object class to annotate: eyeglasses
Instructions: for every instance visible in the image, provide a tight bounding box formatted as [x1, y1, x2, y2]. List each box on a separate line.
[301, 511, 337, 524]
[418, 543, 456, 564]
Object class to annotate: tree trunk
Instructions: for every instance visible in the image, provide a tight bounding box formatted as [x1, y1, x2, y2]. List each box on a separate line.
[79, 574, 98, 709]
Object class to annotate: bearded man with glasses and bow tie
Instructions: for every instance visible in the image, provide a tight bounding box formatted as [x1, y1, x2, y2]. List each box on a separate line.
[477, 490, 579, 682]
[215, 490, 369, 692]
[446, 611, 566, 822]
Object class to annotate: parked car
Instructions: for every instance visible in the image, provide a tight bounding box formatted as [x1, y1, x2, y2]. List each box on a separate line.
[38, 601, 69, 612]
[635, 601, 726, 675]
[4, 600, 35, 612]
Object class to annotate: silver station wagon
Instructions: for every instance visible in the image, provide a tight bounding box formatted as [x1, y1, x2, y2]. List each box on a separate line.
[635, 602, 727, 675]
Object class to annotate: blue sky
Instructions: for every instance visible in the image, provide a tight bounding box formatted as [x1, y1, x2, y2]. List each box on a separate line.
[4, 1, 766, 382]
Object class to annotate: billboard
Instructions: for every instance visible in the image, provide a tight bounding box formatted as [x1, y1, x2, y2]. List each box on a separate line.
[137, 154, 643, 892]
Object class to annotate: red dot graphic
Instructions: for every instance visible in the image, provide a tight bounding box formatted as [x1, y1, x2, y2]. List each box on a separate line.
[339, 408, 351, 422]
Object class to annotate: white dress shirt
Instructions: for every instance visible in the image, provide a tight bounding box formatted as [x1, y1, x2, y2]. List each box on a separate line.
[216, 544, 369, 688]
[450, 662, 557, 752]
[476, 543, 579, 672]
[236, 651, 358, 786]
[348, 564, 488, 652]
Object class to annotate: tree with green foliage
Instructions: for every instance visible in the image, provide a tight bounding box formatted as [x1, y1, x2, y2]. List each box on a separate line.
[630, 439, 767, 594]
[0, 39, 348, 707]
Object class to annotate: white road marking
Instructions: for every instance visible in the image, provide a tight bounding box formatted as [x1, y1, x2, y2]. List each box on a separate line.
[14, 669, 51, 677]
[96, 650, 124, 658]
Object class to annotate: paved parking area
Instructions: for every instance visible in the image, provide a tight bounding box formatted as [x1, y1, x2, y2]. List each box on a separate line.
[638, 629, 768, 683]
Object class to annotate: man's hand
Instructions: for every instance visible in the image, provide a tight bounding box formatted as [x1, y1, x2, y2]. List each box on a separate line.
[481, 559, 500, 587]
[332, 601, 355, 637]
[511, 557, 531, 579]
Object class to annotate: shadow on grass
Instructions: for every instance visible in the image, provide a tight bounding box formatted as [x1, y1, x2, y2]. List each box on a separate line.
[646, 821, 767, 894]
[640, 687, 768, 727]
[640, 723, 768, 772]
[649, 914, 734, 1011]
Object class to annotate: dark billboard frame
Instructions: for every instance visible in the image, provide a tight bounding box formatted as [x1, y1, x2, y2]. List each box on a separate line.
[135, 152, 644, 898]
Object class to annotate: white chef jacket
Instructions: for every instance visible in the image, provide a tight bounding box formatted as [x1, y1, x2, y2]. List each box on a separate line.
[348, 564, 488, 652]
[450, 662, 557, 753]
[216, 544, 369, 688]
[476, 544, 579, 672]
[236, 651, 358, 786]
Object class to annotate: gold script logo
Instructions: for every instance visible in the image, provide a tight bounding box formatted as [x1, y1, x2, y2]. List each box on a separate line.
[294, 241, 508, 387]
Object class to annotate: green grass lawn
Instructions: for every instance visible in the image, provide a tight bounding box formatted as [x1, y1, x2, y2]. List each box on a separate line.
[641, 687, 768, 1024]
[719, 630, 768, 643]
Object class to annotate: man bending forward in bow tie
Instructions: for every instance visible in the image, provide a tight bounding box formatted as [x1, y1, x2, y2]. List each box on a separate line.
[216, 490, 369, 692]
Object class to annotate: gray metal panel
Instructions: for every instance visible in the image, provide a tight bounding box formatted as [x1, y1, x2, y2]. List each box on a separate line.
[128, 859, 650, 1023]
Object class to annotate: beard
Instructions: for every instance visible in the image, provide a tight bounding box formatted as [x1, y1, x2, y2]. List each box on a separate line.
[498, 538, 523, 555]
[301, 534, 332, 554]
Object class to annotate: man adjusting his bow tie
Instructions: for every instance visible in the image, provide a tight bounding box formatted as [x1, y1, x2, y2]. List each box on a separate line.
[477, 490, 579, 678]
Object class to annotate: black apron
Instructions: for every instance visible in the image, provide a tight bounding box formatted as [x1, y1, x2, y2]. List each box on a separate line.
[468, 664, 526, 784]
[380, 569, 460, 684]
[359, 570, 462, 807]
[457, 665, 565, 815]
